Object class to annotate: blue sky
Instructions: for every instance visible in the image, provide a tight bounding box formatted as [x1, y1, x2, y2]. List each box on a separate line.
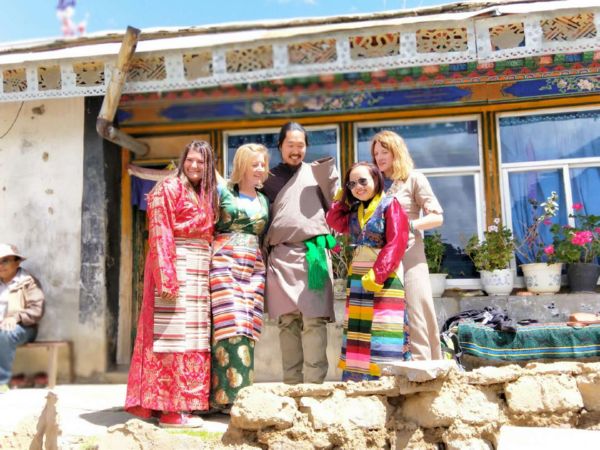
[1, 0, 449, 43]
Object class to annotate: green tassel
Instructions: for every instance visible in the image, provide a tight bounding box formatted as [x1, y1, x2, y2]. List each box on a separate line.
[305, 234, 336, 291]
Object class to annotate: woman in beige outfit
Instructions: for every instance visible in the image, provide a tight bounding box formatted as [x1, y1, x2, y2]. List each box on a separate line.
[371, 130, 443, 360]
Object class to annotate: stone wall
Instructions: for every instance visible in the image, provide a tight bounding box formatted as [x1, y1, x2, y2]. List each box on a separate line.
[222, 361, 600, 449]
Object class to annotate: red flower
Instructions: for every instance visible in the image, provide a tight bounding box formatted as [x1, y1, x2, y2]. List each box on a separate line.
[543, 245, 555, 255]
[332, 244, 342, 254]
[573, 203, 584, 211]
[571, 230, 593, 246]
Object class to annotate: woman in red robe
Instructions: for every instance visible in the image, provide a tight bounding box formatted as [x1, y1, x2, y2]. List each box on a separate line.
[125, 140, 219, 428]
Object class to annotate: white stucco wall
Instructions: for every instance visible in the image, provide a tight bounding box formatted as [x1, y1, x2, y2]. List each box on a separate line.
[0, 98, 106, 379]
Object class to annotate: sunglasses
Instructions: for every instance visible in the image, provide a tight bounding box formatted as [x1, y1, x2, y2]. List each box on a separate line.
[346, 178, 369, 190]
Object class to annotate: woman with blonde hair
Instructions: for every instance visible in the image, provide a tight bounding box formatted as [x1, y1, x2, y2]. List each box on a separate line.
[126, 140, 219, 428]
[371, 130, 444, 360]
[209, 143, 270, 410]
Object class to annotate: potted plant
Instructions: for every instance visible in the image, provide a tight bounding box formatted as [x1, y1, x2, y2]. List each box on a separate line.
[550, 202, 600, 292]
[515, 191, 563, 294]
[424, 231, 447, 297]
[330, 234, 352, 300]
[465, 219, 515, 296]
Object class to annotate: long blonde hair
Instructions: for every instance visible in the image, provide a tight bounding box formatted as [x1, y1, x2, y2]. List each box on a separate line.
[228, 143, 269, 188]
[370, 130, 415, 182]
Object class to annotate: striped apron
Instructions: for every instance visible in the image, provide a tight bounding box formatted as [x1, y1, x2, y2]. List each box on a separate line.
[153, 237, 211, 353]
[339, 246, 411, 381]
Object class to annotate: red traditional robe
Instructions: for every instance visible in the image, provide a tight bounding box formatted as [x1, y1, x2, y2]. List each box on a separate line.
[125, 175, 214, 415]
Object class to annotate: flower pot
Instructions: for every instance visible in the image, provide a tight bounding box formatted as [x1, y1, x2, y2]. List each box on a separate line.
[333, 278, 347, 301]
[520, 263, 563, 294]
[480, 268, 514, 296]
[429, 273, 448, 298]
[567, 263, 600, 293]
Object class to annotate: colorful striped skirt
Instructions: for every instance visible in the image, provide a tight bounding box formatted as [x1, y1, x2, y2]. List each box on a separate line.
[209, 232, 265, 342]
[339, 246, 411, 382]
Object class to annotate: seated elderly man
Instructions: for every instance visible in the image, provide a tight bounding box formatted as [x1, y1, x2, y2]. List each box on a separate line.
[0, 244, 44, 393]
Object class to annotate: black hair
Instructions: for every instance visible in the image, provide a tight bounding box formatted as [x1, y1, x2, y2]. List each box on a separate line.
[277, 122, 309, 150]
[340, 162, 384, 206]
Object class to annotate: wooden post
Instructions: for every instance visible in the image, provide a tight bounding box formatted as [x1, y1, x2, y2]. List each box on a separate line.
[96, 26, 149, 156]
[47, 346, 59, 389]
[117, 149, 133, 364]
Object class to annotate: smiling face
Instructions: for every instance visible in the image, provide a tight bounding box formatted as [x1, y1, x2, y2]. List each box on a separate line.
[280, 129, 307, 166]
[372, 141, 394, 178]
[347, 165, 376, 202]
[242, 151, 267, 188]
[183, 150, 205, 186]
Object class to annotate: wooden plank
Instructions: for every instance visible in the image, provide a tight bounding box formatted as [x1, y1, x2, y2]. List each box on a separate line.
[482, 110, 502, 226]
[47, 346, 59, 389]
[24, 341, 69, 348]
[98, 26, 140, 123]
[116, 149, 133, 364]
[120, 95, 600, 135]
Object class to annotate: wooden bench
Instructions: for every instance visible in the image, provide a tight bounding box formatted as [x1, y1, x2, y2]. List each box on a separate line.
[20, 341, 74, 388]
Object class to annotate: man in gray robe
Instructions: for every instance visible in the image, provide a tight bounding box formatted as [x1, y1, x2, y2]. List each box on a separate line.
[261, 122, 338, 384]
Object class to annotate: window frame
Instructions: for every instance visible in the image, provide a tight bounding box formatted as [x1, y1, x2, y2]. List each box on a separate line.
[354, 114, 486, 288]
[222, 124, 341, 178]
[497, 104, 600, 284]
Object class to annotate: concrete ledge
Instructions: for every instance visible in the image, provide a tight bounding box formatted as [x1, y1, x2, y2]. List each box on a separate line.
[498, 425, 600, 449]
[254, 294, 600, 383]
[434, 292, 600, 330]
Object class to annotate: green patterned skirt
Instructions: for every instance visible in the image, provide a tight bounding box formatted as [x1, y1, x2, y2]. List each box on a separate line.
[210, 336, 255, 406]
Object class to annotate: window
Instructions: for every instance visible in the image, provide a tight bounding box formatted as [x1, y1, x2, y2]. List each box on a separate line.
[223, 125, 340, 176]
[499, 107, 600, 265]
[355, 117, 483, 278]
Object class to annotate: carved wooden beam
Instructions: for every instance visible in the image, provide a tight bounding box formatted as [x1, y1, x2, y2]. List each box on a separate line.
[96, 26, 149, 156]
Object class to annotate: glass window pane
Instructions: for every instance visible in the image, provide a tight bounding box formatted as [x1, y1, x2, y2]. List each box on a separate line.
[499, 109, 600, 163]
[571, 166, 600, 217]
[508, 169, 568, 264]
[427, 175, 478, 278]
[356, 120, 479, 168]
[225, 128, 338, 176]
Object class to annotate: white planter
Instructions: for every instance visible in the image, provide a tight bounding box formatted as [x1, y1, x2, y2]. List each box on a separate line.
[520, 263, 563, 294]
[480, 268, 514, 296]
[429, 273, 448, 298]
[333, 278, 347, 301]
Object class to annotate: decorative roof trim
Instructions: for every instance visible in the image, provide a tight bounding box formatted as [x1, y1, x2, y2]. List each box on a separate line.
[0, 3, 598, 103]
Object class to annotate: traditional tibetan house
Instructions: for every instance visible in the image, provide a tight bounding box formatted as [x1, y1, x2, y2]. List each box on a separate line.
[0, 0, 599, 379]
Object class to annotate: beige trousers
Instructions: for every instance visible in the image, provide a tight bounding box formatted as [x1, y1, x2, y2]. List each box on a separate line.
[404, 241, 443, 361]
[278, 312, 329, 384]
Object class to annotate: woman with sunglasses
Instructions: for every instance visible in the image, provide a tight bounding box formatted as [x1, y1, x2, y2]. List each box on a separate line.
[326, 162, 411, 381]
[371, 130, 444, 361]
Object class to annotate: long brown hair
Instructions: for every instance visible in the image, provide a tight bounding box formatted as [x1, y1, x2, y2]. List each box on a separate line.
[370, 130, 414, 181]
[340, 162, 384, 206]
[177, 140, 220, 221]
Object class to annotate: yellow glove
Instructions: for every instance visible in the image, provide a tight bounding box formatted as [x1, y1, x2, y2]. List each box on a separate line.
[361, 269, 384, 293]
[333, 187, 344, 202]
